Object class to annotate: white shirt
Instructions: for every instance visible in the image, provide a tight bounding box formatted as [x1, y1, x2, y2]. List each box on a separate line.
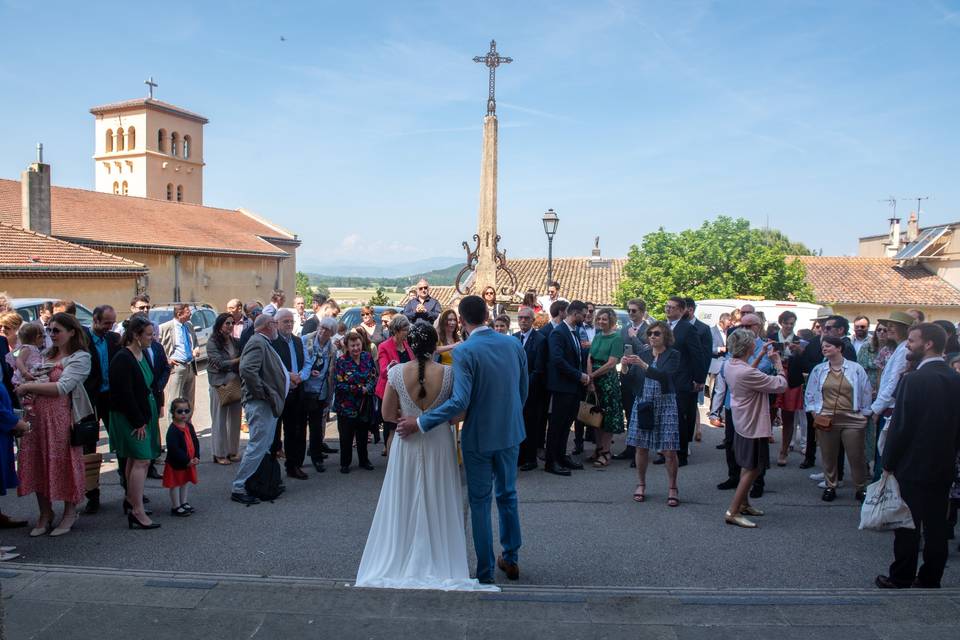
[870, 340, 909, 415]
[538, 295, 568, 312]
[917, 356, 945, 369]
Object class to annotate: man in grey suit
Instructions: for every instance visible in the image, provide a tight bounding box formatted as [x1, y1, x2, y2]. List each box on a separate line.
[397, 295, 528, 584]
[159, 304, 200, 410]
[232, 314, 290, 505]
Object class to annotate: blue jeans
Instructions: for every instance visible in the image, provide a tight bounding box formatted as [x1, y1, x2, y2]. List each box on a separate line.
[232, 400, 277, 493]
[462, 445, 522, 581]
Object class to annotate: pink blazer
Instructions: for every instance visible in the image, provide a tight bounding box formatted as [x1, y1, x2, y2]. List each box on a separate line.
[376, 338, 415, 398]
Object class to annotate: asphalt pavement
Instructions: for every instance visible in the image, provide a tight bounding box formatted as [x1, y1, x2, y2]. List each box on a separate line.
[0, 370, 957, 592]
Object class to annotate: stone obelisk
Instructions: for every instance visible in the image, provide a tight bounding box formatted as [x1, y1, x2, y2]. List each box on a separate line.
[471, 40, 511, 296]
[474, 114, 499, 293]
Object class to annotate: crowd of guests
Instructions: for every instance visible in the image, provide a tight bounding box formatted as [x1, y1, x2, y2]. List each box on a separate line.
[1, 283, 959, 590]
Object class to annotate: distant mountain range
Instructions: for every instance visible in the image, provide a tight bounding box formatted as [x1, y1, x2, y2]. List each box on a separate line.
[301, 256, 461, 278]
[305, 258, 463, 288]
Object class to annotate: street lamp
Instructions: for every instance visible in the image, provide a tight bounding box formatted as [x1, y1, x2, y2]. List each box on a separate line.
[541, 208, 559, 287]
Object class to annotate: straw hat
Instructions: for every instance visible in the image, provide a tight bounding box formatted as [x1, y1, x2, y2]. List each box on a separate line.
[880, 311, 915, 327]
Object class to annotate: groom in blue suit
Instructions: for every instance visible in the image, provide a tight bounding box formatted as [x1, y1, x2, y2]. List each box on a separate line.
[397, 295, 528, 583]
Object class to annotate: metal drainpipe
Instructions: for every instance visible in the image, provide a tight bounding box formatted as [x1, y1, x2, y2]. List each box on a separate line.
[275, 259, 281, 290]
[173, 253, 181, 301]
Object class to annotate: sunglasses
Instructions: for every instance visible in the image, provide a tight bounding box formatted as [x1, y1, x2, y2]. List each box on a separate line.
[418, 286, 429, 290]
[135, 305, 151, 311]
[174, 408, 191, 415]
[628, 309, 639, 314]
[361, 313, 373, 317]
[648, 330, 662, 337]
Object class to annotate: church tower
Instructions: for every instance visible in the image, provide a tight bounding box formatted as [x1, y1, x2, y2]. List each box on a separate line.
[90, 80, 208, 204]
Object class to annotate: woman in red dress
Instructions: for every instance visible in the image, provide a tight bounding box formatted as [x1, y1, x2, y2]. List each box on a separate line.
[162, 398, 200, 517]
[15, 313, 90, 537]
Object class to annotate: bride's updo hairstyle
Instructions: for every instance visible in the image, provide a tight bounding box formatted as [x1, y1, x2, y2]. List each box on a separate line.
[407, 321, 438, 400]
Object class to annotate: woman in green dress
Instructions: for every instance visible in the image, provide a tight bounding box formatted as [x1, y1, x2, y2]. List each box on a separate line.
[587, 308, 625, 467]
[108, 315, 161, 530]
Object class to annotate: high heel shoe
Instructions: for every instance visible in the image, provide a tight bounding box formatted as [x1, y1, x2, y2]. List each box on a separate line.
[127, 514, 161, 530]
[50, 514, 78, 537]
[123, 500, 153, 516]
[29, 519, 53, 537]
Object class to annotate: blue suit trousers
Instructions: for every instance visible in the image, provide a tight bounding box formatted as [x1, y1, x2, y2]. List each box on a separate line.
[462, 445, 522, 581]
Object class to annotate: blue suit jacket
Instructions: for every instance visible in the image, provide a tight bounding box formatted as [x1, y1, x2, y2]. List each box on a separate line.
[547, 321, 584, 394]
[419, 328, 528, 453]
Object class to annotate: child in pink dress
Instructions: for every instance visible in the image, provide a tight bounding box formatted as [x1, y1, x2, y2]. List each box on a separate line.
[8, 324, 47, 415]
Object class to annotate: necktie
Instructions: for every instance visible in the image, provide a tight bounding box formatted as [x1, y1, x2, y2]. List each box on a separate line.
[182, 324, 191, 361]
[520, 333, 526, 346]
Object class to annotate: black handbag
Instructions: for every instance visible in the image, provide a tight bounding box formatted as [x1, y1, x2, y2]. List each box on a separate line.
[634, 400, 656, 432]
[71, 414, 100, 447]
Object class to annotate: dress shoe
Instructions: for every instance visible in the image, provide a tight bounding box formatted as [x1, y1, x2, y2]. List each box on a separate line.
[359, 461, 375, 471]
[321, 443, 338, 454]
[544, 463, 571, 476]
[83, 496, 100, 515]
[652, 454, 666, 465]
[611, 449, 633, 460]
[717, 478, 738, 490]
[478, 576, 496, 585]
[560, 456, 583, 470]
[127, 514, 161, 530]
[740, 505, 764, 517]
[821, 488, 837, 502]
[182, 503, 195, 513]
[875, 575, 910, 589]
[497, 556, 520, 581]
[171, 506, 191, 517]
[798, 460, 815, 469]
[715, 443, 726, 450]
[0, 514, 28, 529]
[313, 460, 326, 473]
[519, 462, 538, 471]
[724, 510, 757, 528]
[818, 480, 843, 489]
[50, 514, 79, 537]
[749, 484, 764, 499]
[147, 464, 163, 480]
[231, 492, 260, 505]
[287, 468, 309, 480]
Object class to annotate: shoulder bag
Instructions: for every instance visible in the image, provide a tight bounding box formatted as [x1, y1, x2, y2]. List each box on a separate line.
[70, 382, 100, 448]
[216, 377, 242, 406]
[577, 390, 604, 428]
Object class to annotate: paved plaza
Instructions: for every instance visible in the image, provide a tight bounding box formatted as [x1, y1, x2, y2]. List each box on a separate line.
[1, 370, 959, 637]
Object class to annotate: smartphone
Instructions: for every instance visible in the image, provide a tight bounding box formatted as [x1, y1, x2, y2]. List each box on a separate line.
[623, 344, 634, 357]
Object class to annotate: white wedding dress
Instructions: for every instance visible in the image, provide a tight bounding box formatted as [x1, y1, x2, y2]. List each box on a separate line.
[354, 363, 498, 591]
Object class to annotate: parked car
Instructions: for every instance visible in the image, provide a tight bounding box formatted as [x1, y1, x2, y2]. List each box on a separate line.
[149, 303, 216, 355]
[340, 305, 404, 331]
[12, 298, 94, 327]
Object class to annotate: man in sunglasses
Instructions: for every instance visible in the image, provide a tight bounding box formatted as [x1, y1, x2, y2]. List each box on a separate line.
[402, 279, 441, 325]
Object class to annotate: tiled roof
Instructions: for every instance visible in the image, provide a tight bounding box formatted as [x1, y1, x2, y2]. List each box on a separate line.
[403, 257, 626, 307]
[796, 256, 960, 306]
[0, 179, 296, 257]
[0, 223, 147, 276]
[89, 98, 209, 124]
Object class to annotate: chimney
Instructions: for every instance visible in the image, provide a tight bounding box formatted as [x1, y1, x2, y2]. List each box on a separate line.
[21, 144, 51, 236]
[885, 216, 901, 257]
[907, 211, 919, 243]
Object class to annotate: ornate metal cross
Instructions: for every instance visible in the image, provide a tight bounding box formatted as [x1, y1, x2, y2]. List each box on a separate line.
[144, 76, 158, 99]
[473, 40, 512, 115]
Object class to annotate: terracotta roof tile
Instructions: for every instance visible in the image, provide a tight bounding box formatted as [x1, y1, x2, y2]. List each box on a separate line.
[89, 98, 209, 124]
[404, 258, 626, 307]
[0, 178, 296, 257]
[796, 256, 960, 306]
[0, 223, 147, 275]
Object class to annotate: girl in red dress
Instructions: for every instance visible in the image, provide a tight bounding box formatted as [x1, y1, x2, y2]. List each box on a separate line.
[162, 398, 200, 517]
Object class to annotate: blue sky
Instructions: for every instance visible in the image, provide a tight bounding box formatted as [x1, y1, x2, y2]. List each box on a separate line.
[2, 0, 959, 266]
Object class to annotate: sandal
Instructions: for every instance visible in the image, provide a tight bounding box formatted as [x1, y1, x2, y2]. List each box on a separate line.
[593, 452, 611, 468]
[633, 483, 646, 502]
[667, 487, 680, 507]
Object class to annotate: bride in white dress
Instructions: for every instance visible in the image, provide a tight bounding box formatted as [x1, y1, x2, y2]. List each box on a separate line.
[354, 323, 498, 591]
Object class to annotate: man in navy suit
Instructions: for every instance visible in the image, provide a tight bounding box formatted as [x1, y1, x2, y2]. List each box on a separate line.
[515, 306, 548, 471]
[397, 295, 528, 584]
[545, 300, 591, 476]
[663, 297, 706, 467]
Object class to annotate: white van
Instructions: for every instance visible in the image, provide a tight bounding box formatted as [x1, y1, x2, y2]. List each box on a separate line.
[695, 299, 827, 331]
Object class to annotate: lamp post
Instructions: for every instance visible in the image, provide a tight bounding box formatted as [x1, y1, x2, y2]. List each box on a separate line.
[541, 208, 559, 288]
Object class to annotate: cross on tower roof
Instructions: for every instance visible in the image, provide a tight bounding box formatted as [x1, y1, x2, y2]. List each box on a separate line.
[144, 76, 158, 99]
[473, 40, 512, 116]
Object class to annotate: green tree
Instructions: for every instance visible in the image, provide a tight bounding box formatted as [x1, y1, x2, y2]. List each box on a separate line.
[368, 286, 391, 306]
[755, 227, 814, 256]
[615, 216, 814, 314]
[295, 271, 312, 298]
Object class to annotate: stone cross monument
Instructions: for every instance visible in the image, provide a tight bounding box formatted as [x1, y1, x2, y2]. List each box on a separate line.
[455, 40, 519, 301]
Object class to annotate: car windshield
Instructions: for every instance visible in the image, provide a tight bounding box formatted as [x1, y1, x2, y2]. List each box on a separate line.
[149, 309, 174, 325]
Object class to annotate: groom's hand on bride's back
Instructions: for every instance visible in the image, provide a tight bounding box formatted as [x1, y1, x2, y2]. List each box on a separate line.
[396, 416, 419, 438]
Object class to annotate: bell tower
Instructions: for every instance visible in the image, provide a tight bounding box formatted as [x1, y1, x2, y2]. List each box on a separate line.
[90, 78, 208, 204]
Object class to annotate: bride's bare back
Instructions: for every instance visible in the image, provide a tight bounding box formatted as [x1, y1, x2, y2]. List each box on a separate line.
[401, 359, 446, 411]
